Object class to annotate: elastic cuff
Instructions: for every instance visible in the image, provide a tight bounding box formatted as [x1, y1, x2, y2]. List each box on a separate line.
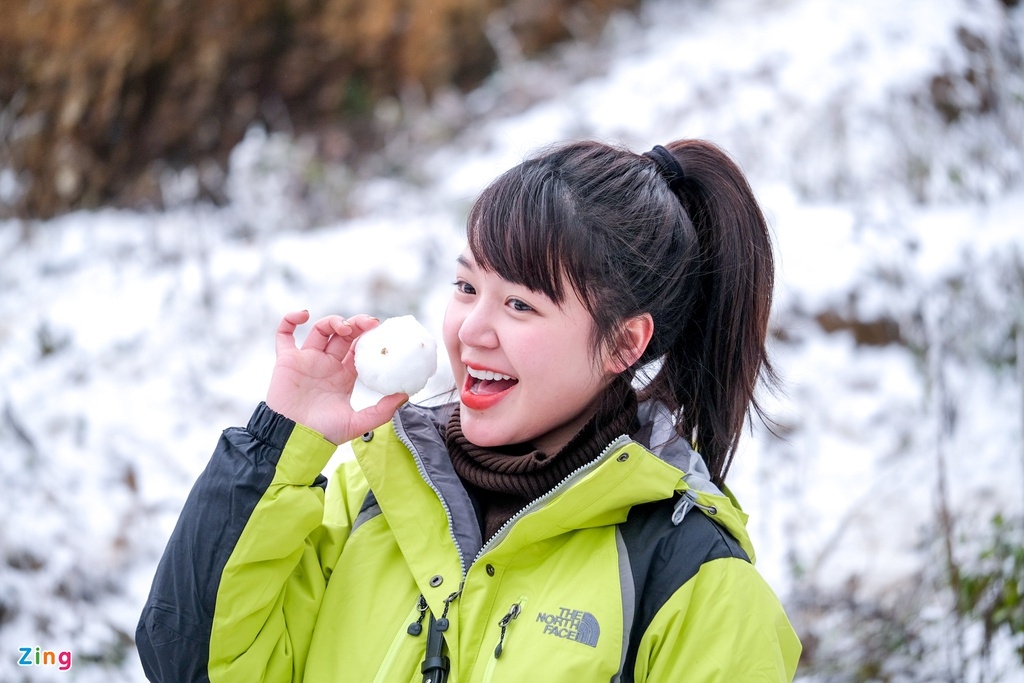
[246, 402, 297, 450]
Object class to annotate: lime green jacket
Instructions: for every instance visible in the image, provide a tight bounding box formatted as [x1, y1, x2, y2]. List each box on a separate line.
[137, 402, 800, 681]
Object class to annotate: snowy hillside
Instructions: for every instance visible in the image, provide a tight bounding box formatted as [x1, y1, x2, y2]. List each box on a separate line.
[1, 0, 1023, 680]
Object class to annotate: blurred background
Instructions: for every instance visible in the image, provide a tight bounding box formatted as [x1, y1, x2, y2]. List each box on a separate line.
[1, 0, 1023, 680]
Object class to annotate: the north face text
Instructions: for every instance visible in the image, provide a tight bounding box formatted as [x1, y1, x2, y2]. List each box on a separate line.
[535, 607, 600, 647]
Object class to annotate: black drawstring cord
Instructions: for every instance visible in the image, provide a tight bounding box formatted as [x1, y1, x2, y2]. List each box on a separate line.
[421, 613, 449, 683]
[421, 590, 461, 683]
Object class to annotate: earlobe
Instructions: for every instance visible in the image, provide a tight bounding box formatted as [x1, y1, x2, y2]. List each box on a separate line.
[607, 313, 654, 374]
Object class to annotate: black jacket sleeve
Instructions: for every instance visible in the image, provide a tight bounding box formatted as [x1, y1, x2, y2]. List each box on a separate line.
[135, 403, 298, 682]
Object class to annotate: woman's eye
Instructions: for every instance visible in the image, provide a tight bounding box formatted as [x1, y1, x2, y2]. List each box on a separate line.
[454, 280, 476, 295]
[508, 298, 533, 312]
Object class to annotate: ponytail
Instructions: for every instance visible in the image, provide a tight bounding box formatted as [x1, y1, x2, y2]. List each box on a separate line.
[639, 140, 777, 485]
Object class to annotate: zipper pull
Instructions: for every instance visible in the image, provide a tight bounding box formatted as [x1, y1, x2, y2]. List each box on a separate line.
[408, 595, 428, 636]
[435, 589, 462, 632]
[493, 603, 522, 658]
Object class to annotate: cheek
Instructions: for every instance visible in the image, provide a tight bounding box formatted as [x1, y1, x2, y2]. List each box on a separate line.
[507, 332, 559, 379]
[533, 330, 604, 385]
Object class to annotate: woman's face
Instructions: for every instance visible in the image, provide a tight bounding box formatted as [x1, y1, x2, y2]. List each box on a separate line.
[443, 250, 614, 453]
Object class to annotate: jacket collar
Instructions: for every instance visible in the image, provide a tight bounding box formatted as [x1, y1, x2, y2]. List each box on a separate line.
[355, 400, 754, 571]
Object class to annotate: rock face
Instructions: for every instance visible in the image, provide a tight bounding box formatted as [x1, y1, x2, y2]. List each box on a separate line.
[0, 0, 638, 219]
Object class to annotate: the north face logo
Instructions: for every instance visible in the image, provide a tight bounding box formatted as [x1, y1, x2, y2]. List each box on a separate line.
[535, 607, 600, 647]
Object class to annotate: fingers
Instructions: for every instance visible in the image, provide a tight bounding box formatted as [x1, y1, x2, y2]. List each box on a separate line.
[275, 310, 310, 356]
[335, 315, 383, 358]
[291, 312, 382, 356]
[301, 315, 349, 352]
[345, 314, 381, 332]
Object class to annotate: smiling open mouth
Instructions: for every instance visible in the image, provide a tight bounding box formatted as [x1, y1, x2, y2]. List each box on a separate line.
[462, 367, 519, 409]
[467, 367, 518, 394]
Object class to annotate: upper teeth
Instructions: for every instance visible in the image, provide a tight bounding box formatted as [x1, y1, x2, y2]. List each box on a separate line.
[468, 367, 514, 381]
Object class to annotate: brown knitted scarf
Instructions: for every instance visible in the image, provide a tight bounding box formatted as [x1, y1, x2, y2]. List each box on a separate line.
[445, 380, 639, 541]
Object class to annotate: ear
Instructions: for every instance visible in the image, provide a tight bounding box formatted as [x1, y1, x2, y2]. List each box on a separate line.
[605, 313, 654, 374]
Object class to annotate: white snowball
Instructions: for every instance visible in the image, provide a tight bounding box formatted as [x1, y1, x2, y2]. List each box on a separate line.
[350, 315, 438, 410]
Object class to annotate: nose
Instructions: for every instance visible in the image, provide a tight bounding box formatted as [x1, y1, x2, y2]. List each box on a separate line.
[458, 299, 499, 349]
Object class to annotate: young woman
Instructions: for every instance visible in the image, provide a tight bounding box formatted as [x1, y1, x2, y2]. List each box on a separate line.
[137, 139, 801, 682]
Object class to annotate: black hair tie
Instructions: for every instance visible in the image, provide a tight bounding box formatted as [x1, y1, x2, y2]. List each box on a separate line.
[643, 144, 686, 194]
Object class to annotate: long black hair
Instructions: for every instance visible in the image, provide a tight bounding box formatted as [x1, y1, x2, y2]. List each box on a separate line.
[465, 139, 777, 486]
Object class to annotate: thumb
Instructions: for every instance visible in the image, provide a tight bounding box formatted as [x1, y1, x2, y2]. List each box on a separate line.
[352, 393, 409, 435]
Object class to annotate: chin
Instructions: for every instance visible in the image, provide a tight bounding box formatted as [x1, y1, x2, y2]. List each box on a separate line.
[458, 417, 512, 449]
[459, 426, 501, 448]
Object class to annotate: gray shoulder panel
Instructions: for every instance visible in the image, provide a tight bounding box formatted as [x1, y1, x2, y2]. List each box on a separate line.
[352, 490, 383, 534]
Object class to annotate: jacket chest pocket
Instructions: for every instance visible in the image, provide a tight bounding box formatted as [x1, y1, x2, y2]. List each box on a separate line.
[475, 601, 623, 682]
[471, 528, 628, 682]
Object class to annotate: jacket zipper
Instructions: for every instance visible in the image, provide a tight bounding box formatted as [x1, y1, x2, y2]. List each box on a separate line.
[393, 414, 468, 577]
[474, 439, 631, 680]
[397, 420, 633, 573]
[472, 434, 634, 565]
[394, 424, 633, 679]
[394, 415, 475, 683]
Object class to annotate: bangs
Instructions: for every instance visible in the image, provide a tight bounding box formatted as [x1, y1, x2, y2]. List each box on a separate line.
[466, 159, 592, 307]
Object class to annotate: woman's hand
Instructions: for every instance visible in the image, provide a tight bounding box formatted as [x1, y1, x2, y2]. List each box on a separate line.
[266, 310, 408, 444]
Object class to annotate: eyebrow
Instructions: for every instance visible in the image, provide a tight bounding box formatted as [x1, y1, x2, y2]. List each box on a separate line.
[456, 254, 477, 270]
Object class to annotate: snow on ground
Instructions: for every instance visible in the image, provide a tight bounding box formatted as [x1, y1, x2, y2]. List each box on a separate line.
[1, 0, 1022, 680]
